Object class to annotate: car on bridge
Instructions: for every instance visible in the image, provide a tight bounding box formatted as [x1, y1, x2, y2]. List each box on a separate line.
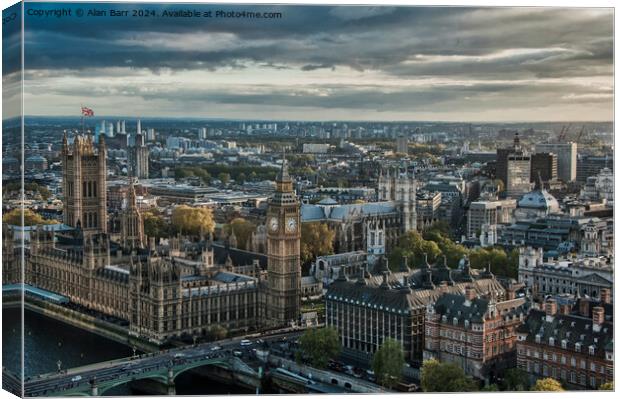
[240, 339, 252, 346]
[210, 345, 222, 351]
[70, 376, 82, 383]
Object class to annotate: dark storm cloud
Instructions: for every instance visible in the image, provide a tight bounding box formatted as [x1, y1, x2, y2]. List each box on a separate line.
[22, 4, 612, 79]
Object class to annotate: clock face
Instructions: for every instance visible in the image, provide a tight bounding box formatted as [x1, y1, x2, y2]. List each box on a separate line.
[269, 217, 279, 231]
[286, 217, 297, 232]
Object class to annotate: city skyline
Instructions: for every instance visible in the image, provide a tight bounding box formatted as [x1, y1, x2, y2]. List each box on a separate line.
[2, 3, 613, 122]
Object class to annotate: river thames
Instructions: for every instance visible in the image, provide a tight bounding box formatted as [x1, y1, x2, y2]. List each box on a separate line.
[3, 307, 253, 395]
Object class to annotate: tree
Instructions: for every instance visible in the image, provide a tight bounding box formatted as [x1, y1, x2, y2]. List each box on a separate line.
[206, 325, 227, 341]
[532, 378, 563, 391]
[300, 222, 335, 264]
[171, 205, 215, 236]
[389, 230, 441, 269]
[420, 359, 477, 392]
[372, 339, 404, 388]
[599, 382, 613, 390]
[218, 172, 231, 185]
[226, 218, 255, 250]
[501, 368, 529, 391]
[2, 208, 55, 226]
[298, 327, 341, 369]
[143, 211, 171, 239]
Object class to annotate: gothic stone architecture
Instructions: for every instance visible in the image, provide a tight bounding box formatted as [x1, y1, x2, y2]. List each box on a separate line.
[301, 166, 417, 255]
[7, 135, 302, 344]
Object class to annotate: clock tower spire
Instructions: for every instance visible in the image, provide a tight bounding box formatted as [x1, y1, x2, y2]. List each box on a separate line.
[266, 151, 301, 327]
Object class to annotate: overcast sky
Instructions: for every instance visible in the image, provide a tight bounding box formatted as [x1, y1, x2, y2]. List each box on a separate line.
[2, 3, 613, 122]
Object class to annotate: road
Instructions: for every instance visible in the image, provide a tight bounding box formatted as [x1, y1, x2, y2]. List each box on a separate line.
[24, 328, 304, 397]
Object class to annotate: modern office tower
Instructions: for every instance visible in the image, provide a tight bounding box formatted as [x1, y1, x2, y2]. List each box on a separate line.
[467, 198, 516, 238]
[121, 120, 126, 134]
[198, 127, 207, 140]
[266, 157, 301, 327]
[396, 134, 409, 154]
[106, 122, 114, 137]
[146, 128, 156, 142]
[497, 132, 532, 197]
[531, 152, 558, 182]
[506, 151, 532, 198]
[116, 120, 121, 133]
[136, 119, 142, 136]
[535, 142, 577, 182]
[577, 154, 613, 183]
[61, 132, 107, 233]
[128, 133, 149, 179]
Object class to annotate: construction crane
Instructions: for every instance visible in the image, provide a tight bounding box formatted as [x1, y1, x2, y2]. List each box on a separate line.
[557, 123, 572, 142]
[575, 125, 586, 143]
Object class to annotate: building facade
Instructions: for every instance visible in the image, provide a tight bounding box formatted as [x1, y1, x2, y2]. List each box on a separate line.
[516, 297, 613, 389]
[535, 143, 577, 182]
[424, 288, 529, 381]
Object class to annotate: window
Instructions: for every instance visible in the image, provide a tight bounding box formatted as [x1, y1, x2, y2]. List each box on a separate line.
[580, 360, 586, 369]
[575, 343, 581, 352]
[589, 346, 595, 355]
[571, 357, 576, 367]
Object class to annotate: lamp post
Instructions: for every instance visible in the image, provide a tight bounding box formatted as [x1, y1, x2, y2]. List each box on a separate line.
[56, 360, 62, 373]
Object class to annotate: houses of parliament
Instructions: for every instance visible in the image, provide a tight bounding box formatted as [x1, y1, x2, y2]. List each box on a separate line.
[2, 133, 301, 344]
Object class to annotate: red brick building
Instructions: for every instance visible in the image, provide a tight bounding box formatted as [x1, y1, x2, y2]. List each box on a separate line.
[424, 286, 529, 381]
[516, 292, 613, 389]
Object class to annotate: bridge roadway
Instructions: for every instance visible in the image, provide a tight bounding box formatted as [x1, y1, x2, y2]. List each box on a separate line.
[23, 329, 303, 397]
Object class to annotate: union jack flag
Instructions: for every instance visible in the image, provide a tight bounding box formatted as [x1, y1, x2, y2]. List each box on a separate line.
[81, 106, 94, 117]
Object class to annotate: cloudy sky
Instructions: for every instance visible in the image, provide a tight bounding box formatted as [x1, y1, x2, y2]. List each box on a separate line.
[2, 2, 614, 121]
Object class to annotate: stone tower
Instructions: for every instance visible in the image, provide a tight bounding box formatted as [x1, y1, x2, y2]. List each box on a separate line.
[377, 166, 417, 232]
[62, 132, 107, 233]
[266, 154, 301, 327]
[120, 177, 145, 251]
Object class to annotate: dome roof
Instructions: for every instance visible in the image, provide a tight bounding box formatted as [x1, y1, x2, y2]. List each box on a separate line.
[518, 188, 560, 212]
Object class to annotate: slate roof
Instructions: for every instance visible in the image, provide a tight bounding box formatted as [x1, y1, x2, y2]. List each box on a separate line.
[433, 294, 528, 326]
[300, 201, 397, 222]
[517, 309, 614, 358]
[212, 243, 267, 268]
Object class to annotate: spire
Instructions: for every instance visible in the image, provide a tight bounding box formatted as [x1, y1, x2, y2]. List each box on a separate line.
[276, 148, 290, 182]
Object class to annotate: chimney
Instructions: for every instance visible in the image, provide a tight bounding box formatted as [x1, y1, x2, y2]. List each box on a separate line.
[465, 286, 476, 301]
[592, 306, 605, 331]
[545, 298, 558, 317]
[579, 298, 590, 317]
[600, 288, 611, 305]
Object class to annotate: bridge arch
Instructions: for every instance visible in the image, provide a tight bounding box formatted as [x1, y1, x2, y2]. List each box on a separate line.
[98, 374, 169, 396]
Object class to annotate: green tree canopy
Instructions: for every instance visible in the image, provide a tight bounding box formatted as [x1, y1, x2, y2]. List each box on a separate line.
[501, 368, 529, 391]
[300, 222, 335, 264]
[599, 382, 613, 390]
[531, 378, 563, 391]
[225, 218, 255, 250]
[143, 211, 172, 239]
[2, 208, 56, 226]
[171, 205, 215, 236]
[218, 172, 231, 185]
[389, 230, 441, 270]
[298, 327, 341, 369]
[372, 339, 405, 388]
[420, 359, 477, 392]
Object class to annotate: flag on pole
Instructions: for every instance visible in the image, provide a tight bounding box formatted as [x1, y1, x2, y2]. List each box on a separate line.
[81, 106, 94, 117]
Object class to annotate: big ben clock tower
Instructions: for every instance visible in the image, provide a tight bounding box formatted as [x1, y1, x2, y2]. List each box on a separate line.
[266, 154, 301, 327]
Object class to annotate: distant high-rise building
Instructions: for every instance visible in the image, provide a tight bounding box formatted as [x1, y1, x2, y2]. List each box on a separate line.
[530, 152, 558, 182]
[577, 154, 613, 183]
[128, 133, 149, 179]
[506, 152, 531, 198]
[146, 128, 156, 142]
[535, 142, 577, 182]
[198, 127, 207, 140]
[396, 134, 409, 154]
[121, 120, 126, 134]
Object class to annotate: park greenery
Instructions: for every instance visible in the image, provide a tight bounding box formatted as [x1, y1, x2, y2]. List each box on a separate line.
[300, 222, 335, 265]
[298, 327, 341, 369]
[2, 208, 56, 226]
[174, 165, 277, 184]
[170, 205, 215, 236]
[500, 368, 529, 391]
[420, 359, 477, 392]
[223, 218, 256, 250]
[4, 181, 51, 200]
[389, 222, 520, 278]
[372, 339, 405, 388]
